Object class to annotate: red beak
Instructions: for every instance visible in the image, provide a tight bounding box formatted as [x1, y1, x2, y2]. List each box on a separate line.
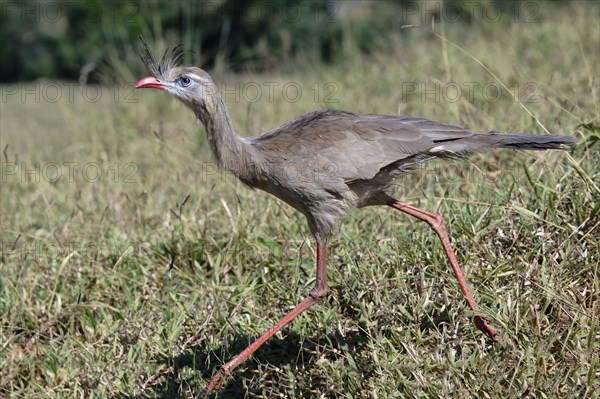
[135, 76, 164, 89]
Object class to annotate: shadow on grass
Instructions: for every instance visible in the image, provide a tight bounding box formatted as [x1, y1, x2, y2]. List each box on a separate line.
[112, 286, 460, 399]
[122, 328, 371, 399]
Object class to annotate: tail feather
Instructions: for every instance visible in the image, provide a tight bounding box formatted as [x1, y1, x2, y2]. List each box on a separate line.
[486, 132, 577, 151]
[429, 132, 576, 155]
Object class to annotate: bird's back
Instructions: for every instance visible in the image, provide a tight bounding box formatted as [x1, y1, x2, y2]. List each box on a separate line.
[251, 110, 445, 180]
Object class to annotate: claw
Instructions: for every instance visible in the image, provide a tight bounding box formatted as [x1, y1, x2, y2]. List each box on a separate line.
[474, 315, 502, 345]
[203, 370, 227, 395]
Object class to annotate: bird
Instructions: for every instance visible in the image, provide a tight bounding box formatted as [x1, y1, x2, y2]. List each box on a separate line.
[134, 37, 576, 393]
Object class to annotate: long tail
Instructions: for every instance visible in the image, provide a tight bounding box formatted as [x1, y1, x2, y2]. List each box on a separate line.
[483, 132, 577, 151]
[429, 132, 577, 155]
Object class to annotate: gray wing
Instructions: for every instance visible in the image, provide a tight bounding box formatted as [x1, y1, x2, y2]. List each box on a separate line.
[250, 110, 477, 184]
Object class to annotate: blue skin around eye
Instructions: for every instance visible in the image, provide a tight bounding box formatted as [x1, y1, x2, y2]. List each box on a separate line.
[180, 77, 192, 87]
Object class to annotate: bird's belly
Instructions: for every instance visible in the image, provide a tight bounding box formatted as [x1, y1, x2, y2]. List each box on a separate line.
[245, 176, 354, 240]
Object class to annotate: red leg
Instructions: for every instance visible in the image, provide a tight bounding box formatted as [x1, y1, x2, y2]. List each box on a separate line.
[203, 243, 328, 393]
[387, 199, 502, 344]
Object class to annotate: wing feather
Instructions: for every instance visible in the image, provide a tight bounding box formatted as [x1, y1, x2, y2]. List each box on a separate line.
[250, 110, 476, 183]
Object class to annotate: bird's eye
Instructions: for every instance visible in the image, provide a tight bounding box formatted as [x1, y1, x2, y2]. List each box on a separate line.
[179, 76, 192, 87]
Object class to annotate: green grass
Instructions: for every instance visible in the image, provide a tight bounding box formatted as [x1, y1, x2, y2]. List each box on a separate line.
[1, 3, 599, 399]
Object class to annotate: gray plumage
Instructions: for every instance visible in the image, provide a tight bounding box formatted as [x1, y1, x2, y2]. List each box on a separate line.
[137, 37, 576, 242]
[244, 110, 575, 240]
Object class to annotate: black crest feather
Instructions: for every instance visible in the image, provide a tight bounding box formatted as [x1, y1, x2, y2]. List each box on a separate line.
[139, 35, 186, 79]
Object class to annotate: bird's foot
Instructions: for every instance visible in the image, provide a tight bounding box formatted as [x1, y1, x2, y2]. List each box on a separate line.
[202, 368, 229, 396]
[474, 315, 502, 345]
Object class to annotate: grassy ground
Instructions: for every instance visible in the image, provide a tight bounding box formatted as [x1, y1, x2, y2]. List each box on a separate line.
[1, 3, 599, 399]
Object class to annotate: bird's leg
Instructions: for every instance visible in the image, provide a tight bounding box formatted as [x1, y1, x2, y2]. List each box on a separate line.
[203, 243, 328, 394]
[386, 199, 502, 344]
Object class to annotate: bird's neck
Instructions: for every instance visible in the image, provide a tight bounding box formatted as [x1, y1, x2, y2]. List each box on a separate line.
[191, 88, 254, 177]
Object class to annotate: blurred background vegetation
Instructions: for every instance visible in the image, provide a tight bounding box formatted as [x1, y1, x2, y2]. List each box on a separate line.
[0, 0, 578, 84]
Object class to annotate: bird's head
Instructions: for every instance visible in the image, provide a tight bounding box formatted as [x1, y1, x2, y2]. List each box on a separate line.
[135, 37, 216, 110]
